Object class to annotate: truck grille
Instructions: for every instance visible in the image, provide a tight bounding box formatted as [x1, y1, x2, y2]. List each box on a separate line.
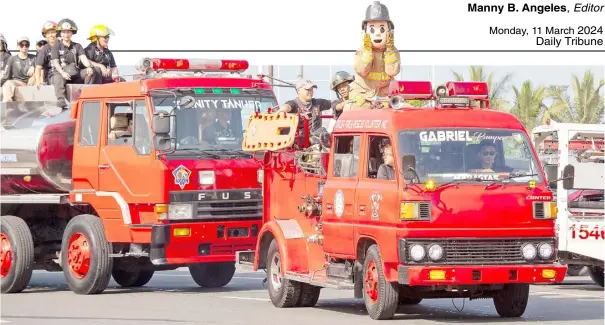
[402, 238, 556, 265]
[169, 189, 262, 220]
[533, 202, 545, 219]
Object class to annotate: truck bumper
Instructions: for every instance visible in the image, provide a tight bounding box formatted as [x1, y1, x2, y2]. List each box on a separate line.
[149, 220, 261, 265]
[397, 264, 567, 286]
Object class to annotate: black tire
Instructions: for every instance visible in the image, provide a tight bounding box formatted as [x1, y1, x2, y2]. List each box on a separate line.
[1, 215, 34, 294]
[493, 283, 530, 317]
[61, 214, 113, 295]
[266, 239, 301, 307]
[189, 262, 236, 288]
[112, 258, 155, 288]
[399, 296, 423, 305]
[362, 245, 399, 320]
[566, 264, 585, 276]
[587, 266, 604, 287]
[297, 283, 321, 307]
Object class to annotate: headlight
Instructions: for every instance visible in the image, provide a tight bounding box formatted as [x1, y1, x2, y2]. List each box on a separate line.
[199, 171, 215, 185]
[538, 242, 554, 259]
[427, 244, 444, 261]
[168, 204, 193, 220]
[257, 169, 263, 184]
[521, 243, 537, 260]
[409, 244, 426, 261]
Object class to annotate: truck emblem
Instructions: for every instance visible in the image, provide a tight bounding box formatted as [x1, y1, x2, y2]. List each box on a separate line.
[334, 190, 345, 218]
[371, 190, 382, 220]
[172, 165, 192, 190]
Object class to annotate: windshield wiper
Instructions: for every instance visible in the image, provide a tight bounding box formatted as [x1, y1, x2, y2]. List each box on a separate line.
[204, 148, 253, 158]
[174, 148, 222, 159]
[485, 173, 539, 189]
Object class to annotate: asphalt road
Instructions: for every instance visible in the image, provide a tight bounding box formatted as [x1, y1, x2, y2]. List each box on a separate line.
[1, 268, 603, 325]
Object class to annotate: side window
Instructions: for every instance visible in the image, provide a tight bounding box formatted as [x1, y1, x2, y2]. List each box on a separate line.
[134, 100, 152, 155]
[107, 102, 133, 146]
[367, 135, 392, 179]
[332, 135, 360, 178]
[78, 101, 101, 146]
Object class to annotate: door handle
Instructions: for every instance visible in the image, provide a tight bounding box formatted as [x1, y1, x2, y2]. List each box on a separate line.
[98, 164, 110, 170]
[326, 203, 333, 210]
[359, 205, 366, 212]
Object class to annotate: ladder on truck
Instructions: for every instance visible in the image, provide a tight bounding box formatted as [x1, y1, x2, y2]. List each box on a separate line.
[532, 120, 604, 285]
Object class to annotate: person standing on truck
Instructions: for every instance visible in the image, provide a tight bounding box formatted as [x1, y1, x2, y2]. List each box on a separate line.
[49, 18, 98, 109]
[35, 21, 60, 87]
[277, 79, 333, 135]
[1, 37, 36, 102]
[0, 34, 11, 82]
[330, 71, 355, 120]
[84, 24, 118, 84]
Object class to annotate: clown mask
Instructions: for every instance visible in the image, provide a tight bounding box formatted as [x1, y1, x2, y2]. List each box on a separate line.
[365, 20, 389, 50]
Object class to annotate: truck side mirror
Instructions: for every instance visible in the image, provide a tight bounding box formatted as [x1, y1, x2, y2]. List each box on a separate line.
[152, 114, 171, 134]
[562, 164, 575, 190]
[544, 164, 558, 189]
[153, 134, 173, 151]
[401, 154, 417, 183]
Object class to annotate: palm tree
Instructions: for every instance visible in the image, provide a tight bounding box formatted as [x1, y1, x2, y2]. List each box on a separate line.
[452, 66, 514, 110]
[509, 80, 548, 131]
[547, 71, 604, 124]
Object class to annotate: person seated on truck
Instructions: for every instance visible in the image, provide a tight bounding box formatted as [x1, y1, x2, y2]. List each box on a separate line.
[0, 34, 11, 81]
[84, 24, 118, 84]
[1, 37, 36, 102]
[277, 79, 333, 135]
[36, 39, 48, 52]
[108, 114, 132, 142]
[49, 18, 99, 109]
[468, 140, 513, 173]
[330, 71, 355, 120]
[34, 21, 59, 87]
[377, 140, 396, 180]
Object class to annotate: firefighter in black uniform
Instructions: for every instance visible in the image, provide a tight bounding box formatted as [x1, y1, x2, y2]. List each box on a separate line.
[49, 18, 98, 109]
[84, 24, 117, 84]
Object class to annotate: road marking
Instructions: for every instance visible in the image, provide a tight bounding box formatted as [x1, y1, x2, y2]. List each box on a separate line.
[533, 291, 604, 299]
[0, 320, 11, 323]
[219, 296, 269, 301]
[154, 274, 263, 280]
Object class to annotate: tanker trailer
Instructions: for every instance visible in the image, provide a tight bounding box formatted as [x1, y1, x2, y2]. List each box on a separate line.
[0, 84, 94, 293]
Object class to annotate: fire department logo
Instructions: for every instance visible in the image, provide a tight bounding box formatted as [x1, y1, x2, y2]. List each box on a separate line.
[334, 189, 344, 218]
[370, 190, 382, 220]
[61, 22, 72, 30]
[172, 165, 192, 190]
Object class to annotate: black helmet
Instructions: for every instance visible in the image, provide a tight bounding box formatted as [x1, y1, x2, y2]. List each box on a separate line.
[331, 71, 355, 90]
[362, 1, 394, 30]
[57, 18, 78, 34]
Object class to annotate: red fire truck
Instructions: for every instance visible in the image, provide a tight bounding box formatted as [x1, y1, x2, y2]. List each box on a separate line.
[238, 80, 571, 320]
[0, 58, 276, 294]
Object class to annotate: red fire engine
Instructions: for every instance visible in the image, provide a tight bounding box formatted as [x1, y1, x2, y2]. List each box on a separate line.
[238, 80, 572, 320]
[0, 58, 275, 294]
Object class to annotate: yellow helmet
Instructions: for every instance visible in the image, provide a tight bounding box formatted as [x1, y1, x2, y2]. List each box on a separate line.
[88, 24, 115, 42]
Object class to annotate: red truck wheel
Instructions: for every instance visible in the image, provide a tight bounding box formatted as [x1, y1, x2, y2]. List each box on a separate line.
[493, 284, 530, 317]
[189, 262, 235, 288]
[296, 284, 321, 307]
[588, 266, 604, 287]
[112, 257, 155, 287]
[266, 239, 301, 307]
[362, 245, 399, 320]
[61, 214, 113, 295]
[0, 215, 34, 294]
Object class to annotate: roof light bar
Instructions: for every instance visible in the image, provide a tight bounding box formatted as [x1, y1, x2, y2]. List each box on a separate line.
[445, 81, 489, 100]
[136, 58, 250, 74]
[388, 80, 434, 100]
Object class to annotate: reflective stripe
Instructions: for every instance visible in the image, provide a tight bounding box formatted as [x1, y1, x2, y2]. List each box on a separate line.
[367, 72, 391, 81]
[95, 191, 132, 225]
[360, 52, 373, 64]
[384, 52, 399, 64]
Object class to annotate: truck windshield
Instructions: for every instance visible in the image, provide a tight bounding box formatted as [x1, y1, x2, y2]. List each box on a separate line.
[151, 89, 277, 151]
[398, 128, 542, 183]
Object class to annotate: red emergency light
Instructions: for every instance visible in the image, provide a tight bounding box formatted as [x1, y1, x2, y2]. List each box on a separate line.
[445, 81, 489, 100]
[137, 58, 250, 73]
[388, 80, 434, 100]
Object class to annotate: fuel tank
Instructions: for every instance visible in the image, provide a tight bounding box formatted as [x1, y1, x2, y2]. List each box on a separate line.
[0, 85, 89, 195]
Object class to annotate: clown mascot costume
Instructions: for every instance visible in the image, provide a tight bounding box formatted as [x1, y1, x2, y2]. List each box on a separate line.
[348, 1, 400, 110]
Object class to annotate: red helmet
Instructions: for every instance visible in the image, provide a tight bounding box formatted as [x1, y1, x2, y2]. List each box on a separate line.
[41, 21, 58, 37]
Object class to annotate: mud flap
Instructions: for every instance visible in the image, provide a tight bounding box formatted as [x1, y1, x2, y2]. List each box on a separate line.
[242, 112, 299, 152]
[353, 260, 364, 298]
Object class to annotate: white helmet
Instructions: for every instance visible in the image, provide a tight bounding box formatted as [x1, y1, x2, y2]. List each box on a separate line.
[0, 33, 6, 44]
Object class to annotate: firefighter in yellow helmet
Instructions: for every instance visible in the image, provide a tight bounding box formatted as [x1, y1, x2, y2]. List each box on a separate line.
[83, 24, 117, 84]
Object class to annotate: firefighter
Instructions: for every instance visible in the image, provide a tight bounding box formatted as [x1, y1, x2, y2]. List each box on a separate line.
[330, 71, 355, 120]
[1, 37, 36, 102]
[84, 24, 118, 84]
[348, 1, 401, 110]
[0, 34, 11, 82]
[49, 18, 98, 108]
[36, 39, 48, 52]
[35, 21, 60, 86]
[277, 79, 333, 135]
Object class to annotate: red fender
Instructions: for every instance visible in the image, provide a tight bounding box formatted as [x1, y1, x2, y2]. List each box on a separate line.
[254, 220, 310, 274]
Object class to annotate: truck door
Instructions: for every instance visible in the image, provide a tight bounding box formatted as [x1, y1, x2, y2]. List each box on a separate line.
[355, 134, 399, 237]
[97, 99, 157, 227]
[73, 101, 102, 191]
[322, 134, 361, 257]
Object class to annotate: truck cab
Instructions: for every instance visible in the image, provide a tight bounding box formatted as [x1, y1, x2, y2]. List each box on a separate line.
[238, 80, 571, 320]
[1, 58, 276, 295]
